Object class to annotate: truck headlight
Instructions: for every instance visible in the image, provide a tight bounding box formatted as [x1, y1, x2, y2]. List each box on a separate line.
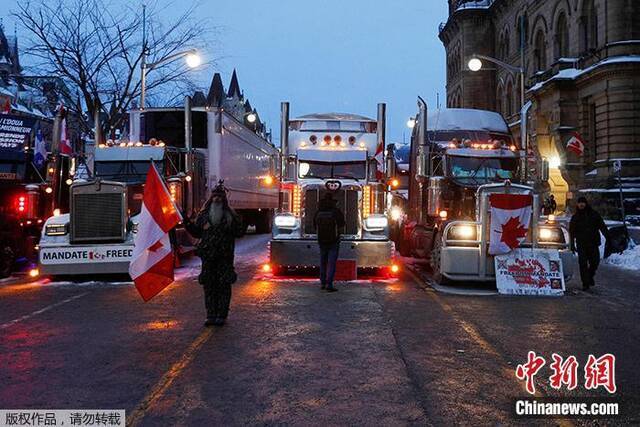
[45, 223, 68, 236]
[390, 206, 403, 222]
[447, 224, 477, 241]
[365, 215, 388, 230]
[538, 227, 565, 244]
[274, 214, 297, 228]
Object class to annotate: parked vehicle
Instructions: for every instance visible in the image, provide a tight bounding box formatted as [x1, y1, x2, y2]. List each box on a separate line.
[38, 103, 278, 277]
[399, 101, 573, 284]
[0, 114, 69, 278]
[269, 103, 396, 274]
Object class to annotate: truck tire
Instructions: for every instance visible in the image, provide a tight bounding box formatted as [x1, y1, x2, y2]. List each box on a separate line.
[430, 233, 449, 285]
[255, 210, 273, 234]
[1, 246, 14, 278]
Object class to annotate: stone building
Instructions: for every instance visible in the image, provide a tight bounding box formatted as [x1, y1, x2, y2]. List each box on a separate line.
[439, 0, 640, 218]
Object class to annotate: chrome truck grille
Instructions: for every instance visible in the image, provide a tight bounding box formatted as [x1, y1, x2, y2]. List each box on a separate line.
[303, 188, 359, 235]
[70, 181, 127, 243]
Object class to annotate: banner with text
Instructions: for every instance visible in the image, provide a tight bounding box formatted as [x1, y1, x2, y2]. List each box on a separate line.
[495, 248, 565, 296]
[0, 114, 36, 151]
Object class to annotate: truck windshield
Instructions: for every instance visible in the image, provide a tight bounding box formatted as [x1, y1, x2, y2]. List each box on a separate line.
[299, 161, 366, 180]
[95, 161, 164, 183]
[290, 121, 376, 133]
[448, 156, 519, 183]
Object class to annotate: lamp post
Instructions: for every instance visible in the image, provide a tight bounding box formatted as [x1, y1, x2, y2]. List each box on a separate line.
[468, 53, 529, 181]
[140, 49, 201, 110]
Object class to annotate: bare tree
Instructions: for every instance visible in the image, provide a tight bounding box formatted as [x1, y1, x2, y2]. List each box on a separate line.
[13, 0, 212, 139]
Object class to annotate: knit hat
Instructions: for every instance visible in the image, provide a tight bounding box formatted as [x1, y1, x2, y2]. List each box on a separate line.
[211, 179, 227, 196]
[577, 196, 588, 203]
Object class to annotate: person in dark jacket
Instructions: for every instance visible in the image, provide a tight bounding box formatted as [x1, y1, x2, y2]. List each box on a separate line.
[548, 195, 557, 214]
[184, 181, 244, 326]
[313, 193, 345, 292]
[569, 196, 609, 290]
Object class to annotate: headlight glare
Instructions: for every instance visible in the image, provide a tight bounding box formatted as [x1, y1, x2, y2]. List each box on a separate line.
[538, 227, 565, 243]
[390, 206, 403, 221]
[274, 214, 297, 228]
[447, 224, 477, 241]
[365, 215, 388, 229]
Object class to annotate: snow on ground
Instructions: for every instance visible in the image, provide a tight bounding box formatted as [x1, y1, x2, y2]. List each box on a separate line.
[604, 240, 640, 271]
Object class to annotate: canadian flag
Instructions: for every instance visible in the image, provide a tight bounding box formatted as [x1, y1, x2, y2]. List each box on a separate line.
[374, 140, 384, 180]
[129, 163, 182, 301]
[566, 132, 585, 156]
[488, 194, 533, 255]
[59, 105, 73, 155]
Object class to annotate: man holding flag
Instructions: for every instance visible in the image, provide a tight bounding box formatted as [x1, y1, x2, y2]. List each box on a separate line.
[184, 181, 244, 327]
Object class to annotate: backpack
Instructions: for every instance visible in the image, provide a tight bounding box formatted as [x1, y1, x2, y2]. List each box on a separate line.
[316, 210, 339, 244]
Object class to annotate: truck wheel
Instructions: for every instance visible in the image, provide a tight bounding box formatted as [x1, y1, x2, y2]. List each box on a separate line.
[1, 247, 14, 278]
[255, 210, 273, 234]
[430, 233, 449, 285]
[398, 235, 411, 257]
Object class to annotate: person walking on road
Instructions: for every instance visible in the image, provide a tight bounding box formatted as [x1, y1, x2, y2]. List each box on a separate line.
[548, 195, 557, 215]
[185, 181, 244, 326]
[314, 192, 345, 292]
[569, 196, 609, 291]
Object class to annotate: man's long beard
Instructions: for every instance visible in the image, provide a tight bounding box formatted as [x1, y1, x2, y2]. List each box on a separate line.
[209, 201, 225, 226]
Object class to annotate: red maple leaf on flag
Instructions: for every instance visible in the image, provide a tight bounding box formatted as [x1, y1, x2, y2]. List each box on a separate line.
[500, 216, 528, 249]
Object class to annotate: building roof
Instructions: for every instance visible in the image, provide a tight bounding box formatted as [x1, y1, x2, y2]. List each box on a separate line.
[227, 69, 241, 98]
[206, 72, 225, 107]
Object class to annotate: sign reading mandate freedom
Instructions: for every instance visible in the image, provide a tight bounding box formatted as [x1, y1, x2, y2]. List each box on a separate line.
[0, 114, 36, 150]
[495, 248, 565, 296]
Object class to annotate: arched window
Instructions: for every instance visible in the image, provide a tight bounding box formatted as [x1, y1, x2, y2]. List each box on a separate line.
[534, 30, 547, 71]
[505, 82, 514, 117]
[581, 0, 598, 52]
[496, 84, 504, 114]
[499, 30, 510, 59]
[555, 13, 569, 59]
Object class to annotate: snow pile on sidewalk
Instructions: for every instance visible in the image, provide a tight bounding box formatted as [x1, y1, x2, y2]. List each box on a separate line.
[604, 240, 640, 271]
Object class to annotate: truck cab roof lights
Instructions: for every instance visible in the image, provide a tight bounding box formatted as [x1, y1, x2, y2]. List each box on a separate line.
[310, 135, 318, 144]
[323, 135, 332, 145]
[349, 136, 356, 145]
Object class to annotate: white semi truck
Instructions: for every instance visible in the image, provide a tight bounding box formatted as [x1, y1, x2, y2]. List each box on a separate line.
[268, 103, 396, 274]
[38, 104, 278, 277]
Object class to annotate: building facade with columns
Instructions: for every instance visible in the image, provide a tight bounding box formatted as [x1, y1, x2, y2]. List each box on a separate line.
[439, 0, 640, 218]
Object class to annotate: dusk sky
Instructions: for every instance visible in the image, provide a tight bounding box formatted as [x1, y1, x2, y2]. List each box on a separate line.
[4, 0, 448, 143]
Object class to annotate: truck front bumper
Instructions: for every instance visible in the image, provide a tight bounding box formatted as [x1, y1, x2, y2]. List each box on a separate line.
[439, 246, 575, 282]
[38, 243, 134, 276]
[270, 239, 394, 268]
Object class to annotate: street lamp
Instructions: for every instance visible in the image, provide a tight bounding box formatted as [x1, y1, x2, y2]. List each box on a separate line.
[140, 49, 201, 110]
[246, 112, 257, 124]
[468, 53, 528, 179]
[406, 117, 416, 129]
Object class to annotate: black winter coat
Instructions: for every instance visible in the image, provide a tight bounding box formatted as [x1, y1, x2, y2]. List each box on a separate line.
[569, 206, 609, 250]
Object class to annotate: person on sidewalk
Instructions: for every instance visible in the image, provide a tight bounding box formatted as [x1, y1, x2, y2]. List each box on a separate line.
[184, 181, 244, 326]
[314, 192, 345, 292]
[548, 195, 557, 214]
[569, 196, 609, 291]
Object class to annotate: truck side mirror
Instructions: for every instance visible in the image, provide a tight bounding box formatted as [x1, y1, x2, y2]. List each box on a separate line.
[540, 159, 549, 182]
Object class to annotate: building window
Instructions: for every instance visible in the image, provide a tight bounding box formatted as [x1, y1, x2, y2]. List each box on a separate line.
[505, 82, 514, 117]
[581, 0, 598, 52]
[499, 30, 510, 60]
[554, 13, 569, 59]
[496, 84, 504, 114]
[534, 30, 547, 71]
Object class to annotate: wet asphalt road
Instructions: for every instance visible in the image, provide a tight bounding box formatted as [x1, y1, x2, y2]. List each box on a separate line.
[0, 234, 638, 426]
